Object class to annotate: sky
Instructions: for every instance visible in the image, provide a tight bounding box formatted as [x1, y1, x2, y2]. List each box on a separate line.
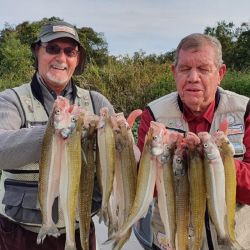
[1, 0, 249, 56]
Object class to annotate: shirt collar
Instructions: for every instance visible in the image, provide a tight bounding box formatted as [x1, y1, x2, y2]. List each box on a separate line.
[183, 100, 215, 124]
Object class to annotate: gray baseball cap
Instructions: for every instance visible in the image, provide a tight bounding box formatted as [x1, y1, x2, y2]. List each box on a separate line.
[31, 21, 86, 75]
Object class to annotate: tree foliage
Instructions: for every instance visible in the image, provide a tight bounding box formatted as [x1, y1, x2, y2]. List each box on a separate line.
[204, 21, 250, 70]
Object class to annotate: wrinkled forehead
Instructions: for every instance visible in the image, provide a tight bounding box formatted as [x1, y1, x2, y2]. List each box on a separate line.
[177, 46, 217, 66]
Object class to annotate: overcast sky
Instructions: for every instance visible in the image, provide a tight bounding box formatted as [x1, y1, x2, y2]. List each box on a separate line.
[1, 0, 249, 56]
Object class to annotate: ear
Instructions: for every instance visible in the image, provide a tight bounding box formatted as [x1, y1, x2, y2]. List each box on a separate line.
[170, 64, 176, 78]
[218, 64, 227, 84]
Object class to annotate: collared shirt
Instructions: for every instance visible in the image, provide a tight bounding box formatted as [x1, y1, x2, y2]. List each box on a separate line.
[183, 100, 215, 134]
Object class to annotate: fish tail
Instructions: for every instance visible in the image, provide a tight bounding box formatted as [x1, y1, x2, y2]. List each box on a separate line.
[218, 237, 244, 250]
[126, 109, 142, 128]
[37, 224, 60, 244]
[112, 229, 131, 250]
[64, 243, 77, 250]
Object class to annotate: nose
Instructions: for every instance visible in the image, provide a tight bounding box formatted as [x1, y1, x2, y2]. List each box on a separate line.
[55, 49, 67, 61]
[187, 68, 200, 83]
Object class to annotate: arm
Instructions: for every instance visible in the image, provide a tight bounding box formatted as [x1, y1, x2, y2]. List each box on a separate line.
[0, 89, 46, 170]
[235, 113, 250, 205]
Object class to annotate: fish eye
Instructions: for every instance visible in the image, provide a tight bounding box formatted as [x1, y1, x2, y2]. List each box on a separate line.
[204, 143, 208, 148]
[71, 116, 77, 122]
[153, 135, 158, 140]
[54, 108, 60, 115]
[176, 157, 182, 164]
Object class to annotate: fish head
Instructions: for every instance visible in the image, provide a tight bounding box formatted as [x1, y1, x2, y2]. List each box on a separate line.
[52, 98, 82, 139]
[53, 96, 70, 127]
[184, 132, 201, 150]
[213, 131, 235, 155]
[100, 107, 109, 118]
[173, 143, 187, 176]
[149, 121, 167, 156]
[97, 107, 110, 130]
[198, 132, 220, 160]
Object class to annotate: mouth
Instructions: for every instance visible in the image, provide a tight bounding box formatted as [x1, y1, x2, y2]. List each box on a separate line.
[51, 65, 67, 71]
[185, 88, 202, 92]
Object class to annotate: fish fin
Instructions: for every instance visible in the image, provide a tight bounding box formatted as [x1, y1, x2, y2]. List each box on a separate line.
[37, 224, 60, 244]
[102, 235, 115, 245]
[64, 243, 77, 250]
[218, 237, 244, 250]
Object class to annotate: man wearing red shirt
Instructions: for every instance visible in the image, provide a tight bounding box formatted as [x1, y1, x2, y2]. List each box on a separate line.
[134, 33, 250, 250]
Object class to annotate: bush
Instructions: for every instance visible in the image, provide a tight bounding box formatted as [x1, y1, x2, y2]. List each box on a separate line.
[75, 55, 175, 116]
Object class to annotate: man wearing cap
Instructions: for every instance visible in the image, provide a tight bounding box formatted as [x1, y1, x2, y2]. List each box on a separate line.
[0, 20, 114, 250]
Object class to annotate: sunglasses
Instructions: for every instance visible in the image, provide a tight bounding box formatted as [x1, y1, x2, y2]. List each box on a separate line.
[41, 43, 79, 58]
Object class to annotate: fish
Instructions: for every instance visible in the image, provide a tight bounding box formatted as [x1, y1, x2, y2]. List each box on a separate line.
[213, 130, 237, 243]
[198, 132, 227, 240]
[97, 107, 116, 224]
[173, 141, 190, 250]
[156, 130, 179, 249]
[107, 121, 160, 243]
[37, 96, 72, 244]
[185, 132, 206, 250]
[111, 112, 138, 249]
[78, 116, 98, 250]
[59, 104, 83, 250]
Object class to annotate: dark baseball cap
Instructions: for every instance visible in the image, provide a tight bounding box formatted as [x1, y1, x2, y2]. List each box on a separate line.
[31, 21, 86, 74]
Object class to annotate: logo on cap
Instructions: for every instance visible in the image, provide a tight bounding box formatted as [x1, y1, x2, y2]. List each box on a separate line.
[53, 25, 76, 36]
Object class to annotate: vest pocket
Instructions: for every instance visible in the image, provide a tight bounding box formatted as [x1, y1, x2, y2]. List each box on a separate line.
[2, 179, 58, 225]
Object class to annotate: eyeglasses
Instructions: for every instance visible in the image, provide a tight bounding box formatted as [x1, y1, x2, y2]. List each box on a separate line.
[41, 43, 79, 58]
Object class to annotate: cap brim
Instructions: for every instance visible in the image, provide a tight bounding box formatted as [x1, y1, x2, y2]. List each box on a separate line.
[40, 32, 80, 44]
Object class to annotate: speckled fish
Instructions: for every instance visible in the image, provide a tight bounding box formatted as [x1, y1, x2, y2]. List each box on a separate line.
[59, 104, 83, 250]
[213, 129, 237, 243]
[108, 121, 161, 243]
[185, 132, 206, 250]
[198, 132, 227, 240]
[110, 112, 140, 250]
[173, 140, 190, 250]
[156, 131, 179, 250]
[97, 107, 116, 224]
[37, 97, 80, 245]
[78, 115, 99, 250]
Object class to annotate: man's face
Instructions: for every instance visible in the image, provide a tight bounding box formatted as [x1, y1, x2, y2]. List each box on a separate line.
[171, 45, 226, 113]
[36, 38, 79, 94]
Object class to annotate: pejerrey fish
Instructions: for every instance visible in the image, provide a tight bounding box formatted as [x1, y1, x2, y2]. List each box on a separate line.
[78, 114, 99, 250]
[37, 97, 82, 248]
[59, 105, 83, 250]
[107, 121, 161, 244]
[173, 140, 190, 250]
[185, 132, 206, 250]
[198, 131, 227, 241]
[97, 107, 116, 224]
[156, 130, 180, 250]
[110, 111, 140, 249]
[213, 129, 238, 243]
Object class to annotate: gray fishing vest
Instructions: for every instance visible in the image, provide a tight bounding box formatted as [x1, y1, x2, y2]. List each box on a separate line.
[0, 83, 94, 231]
[135, 87, 250, 250]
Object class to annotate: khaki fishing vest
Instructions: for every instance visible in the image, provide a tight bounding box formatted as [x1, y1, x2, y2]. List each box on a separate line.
[0, 83, 94, 231]
[147, 88, 250, 249]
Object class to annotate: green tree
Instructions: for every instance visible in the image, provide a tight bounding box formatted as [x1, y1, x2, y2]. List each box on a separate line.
[0, 31, 33, 84]
[77, 27, 108, 66]
[204, 21, 250, 70]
